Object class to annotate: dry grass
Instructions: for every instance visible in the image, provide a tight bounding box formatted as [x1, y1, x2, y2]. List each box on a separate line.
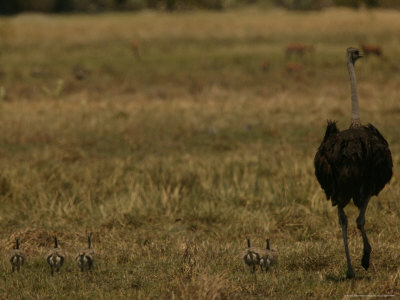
[0, 7, 400, 299]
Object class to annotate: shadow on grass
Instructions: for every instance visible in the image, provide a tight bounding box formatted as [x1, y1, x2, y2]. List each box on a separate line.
[325, 274, 371, 282]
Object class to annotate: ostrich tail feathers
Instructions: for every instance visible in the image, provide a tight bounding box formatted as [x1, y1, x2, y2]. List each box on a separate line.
[323, 121, 339, 142]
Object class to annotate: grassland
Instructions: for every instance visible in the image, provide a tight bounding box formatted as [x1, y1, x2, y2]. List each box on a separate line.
[0, 7, 400, 299]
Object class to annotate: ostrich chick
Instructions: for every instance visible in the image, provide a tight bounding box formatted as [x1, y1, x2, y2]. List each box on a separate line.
[75, 232, 95, 272]
[259, 238, 276, 272]
[9, 238, 26, 272]
[46, 236, 65, 276]
[242, 237, 261, 273]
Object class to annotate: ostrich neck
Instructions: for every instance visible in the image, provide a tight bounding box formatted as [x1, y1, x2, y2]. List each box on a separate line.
[347, 59, 361, 128]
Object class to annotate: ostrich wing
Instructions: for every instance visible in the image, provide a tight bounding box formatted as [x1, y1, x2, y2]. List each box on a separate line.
[314, 121, 339, 201]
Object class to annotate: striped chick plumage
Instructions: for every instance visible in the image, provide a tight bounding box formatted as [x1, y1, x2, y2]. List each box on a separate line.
[242, 237, 262, 273]
[259, 238, 276, 272]
[9, 238, 26, 272]
[75, 232, 95, 272]
[46, 236, 65, 276]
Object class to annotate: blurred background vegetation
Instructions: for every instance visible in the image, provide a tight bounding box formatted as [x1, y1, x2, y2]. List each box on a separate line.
[0, 0, 400, 14]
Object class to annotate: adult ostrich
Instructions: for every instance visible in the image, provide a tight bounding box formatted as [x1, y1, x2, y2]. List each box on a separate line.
[314, 47, 392, 279]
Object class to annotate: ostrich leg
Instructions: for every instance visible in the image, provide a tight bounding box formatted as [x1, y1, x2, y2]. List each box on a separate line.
[338, 206, 355, 279]
[356, 197, 371, 270]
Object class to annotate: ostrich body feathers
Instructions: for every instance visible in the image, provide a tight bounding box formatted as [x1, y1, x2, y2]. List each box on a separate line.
[314, 121, 392, 208]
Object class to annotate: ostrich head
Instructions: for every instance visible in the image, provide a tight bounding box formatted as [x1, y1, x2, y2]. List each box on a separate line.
[347, 47, 363, 64]
[246, 235, 251, 248]
[88, 232, 93, 248]
[15, 238, 20, 249]
[53, 236, 59, 248]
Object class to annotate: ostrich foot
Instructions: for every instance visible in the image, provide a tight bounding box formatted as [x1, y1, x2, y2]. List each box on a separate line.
[346, 269, 355, 279]
[361, 246, 371, 270]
